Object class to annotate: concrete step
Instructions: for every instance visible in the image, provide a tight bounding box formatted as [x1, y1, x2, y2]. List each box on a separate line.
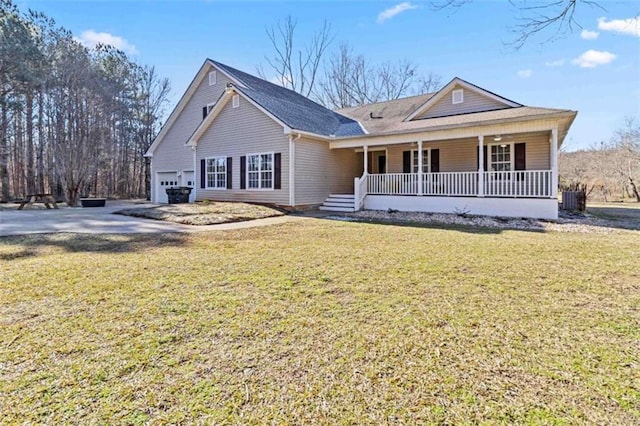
[319, 205, 355, 212]
[322, 201, 355, 208]
[328, 194, 355, 199]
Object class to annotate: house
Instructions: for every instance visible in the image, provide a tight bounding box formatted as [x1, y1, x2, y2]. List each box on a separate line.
[145, 59, 576, 219]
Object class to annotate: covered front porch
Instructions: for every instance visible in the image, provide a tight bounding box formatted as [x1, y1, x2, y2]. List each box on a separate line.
[323, 128, 560, 219]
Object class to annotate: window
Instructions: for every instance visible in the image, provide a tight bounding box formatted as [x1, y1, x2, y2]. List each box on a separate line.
[209, 71, 217, 86]
[206, 157, 227, 189]
[411, 150, 430, 173]
[203, 102, 216, 119]
[232, 94, 240, 108]
[247, 153, 273, 189]
[490, 144, 511, 171]
[452, 89, 464, 104]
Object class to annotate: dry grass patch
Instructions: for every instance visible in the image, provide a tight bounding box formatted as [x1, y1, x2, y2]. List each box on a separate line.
[115, 201, 284, 225]
[1, 221, 639, 424]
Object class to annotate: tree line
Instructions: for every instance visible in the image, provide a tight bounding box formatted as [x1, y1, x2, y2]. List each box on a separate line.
[0, 0, 169, 205]
[559, 119, 640, 202]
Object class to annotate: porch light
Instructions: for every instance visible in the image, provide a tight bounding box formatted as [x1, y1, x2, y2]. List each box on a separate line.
[493, 135, 502, 142]
[499, 144, 507, 148]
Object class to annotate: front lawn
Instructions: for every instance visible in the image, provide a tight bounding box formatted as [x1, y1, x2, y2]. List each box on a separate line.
[1, 220, 638, 423]
[115, 201, 284, 225]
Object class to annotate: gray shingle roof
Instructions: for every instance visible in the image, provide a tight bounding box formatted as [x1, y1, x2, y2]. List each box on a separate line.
[210, 60, 365, 137]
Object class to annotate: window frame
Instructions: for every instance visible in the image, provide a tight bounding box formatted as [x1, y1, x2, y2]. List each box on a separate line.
[410, 149, 431, 173]
[246, 152, 274, 191]
[488, 142, 514, 173]
[208, 71, 217, 86]
[205, 156, 227, 190]
[452, 89, 464, 104]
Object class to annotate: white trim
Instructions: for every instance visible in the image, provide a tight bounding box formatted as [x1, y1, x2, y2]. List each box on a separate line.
[404, 77, 522, 122]
[192, 145, 197, 201]
[208, 71, 217, 85]
[206, 102, 216, 113]
[478, 135, 484, 197]
[329, 117, 570, 149]
[551, 127, 558, 198]
[204, 156, 228, 190]
[411, 148, 430, 173]
[245, 151, 275, 191]
[452, 89, 464, 104]
[289, 134, 300, 206]
[232, 94, 240, 108]
[487, 142, 514, 172]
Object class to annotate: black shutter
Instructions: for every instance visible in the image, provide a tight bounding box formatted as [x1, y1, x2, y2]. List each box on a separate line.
[514, 143, 526, 170]
[226, 157, 233, 189]
[240, 156, 246, 189]
[202, 106, 207, 120]
[402, 151, 411, 173]
[430, 149, 440, 173]
[514, 143, 526, 181]
[274, 153, 282, 189]
[477, 146, 488, 170]
[200, 159, 206, 188]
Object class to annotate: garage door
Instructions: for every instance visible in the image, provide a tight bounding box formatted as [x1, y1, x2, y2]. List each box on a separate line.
[156, 172, 178, 204]
[182, 170, 195, 203]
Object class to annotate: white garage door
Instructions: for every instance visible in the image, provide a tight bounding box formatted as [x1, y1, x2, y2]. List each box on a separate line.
[182, 171, 195, 203]
[156, 172, 178, 204]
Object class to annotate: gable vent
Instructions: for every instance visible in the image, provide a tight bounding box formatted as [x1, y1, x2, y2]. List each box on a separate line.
[452, 89, 464, 104]
[209, 71, 217, 86]
[232, 94, 240, 108]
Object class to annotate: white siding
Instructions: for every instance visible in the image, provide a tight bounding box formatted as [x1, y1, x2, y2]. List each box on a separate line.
[294, 138, 358, 205]
[151, 64, 235, 201]
[417, 84, 509, 119]
[196, 95, 290, 205]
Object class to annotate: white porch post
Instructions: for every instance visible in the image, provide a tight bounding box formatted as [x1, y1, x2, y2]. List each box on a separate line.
[550, 128, 558, 199]
[478, 135, 484, 197]
[289, 135, 296, 206]
[417, 140, 423, 195]
[363, 145, 368, 176]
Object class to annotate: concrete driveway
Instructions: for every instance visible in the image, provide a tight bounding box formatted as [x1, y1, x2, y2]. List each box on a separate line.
[0, 200, 297, 236]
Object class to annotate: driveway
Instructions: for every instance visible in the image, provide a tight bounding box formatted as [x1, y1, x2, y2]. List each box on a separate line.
[0, 201, 299, 236]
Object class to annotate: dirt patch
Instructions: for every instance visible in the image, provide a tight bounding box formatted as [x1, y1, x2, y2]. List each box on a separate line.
[114, 202, 285, 225]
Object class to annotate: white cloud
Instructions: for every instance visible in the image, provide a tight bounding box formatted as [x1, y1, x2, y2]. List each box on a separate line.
[377, 2, 419, 24]
[75, 30, 138, 54]
[545, 58, 565, 67]
[517, 69, 533, 78]
[598, 17, 640, 37]
[580, 29, 599, 40]
[572, 50, 616, 68]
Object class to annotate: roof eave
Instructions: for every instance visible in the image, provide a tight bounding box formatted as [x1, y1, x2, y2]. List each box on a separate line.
[333, 110, 577, 141]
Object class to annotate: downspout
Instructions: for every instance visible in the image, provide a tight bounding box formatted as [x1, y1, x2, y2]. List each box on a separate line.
[289, 133, 301, 207]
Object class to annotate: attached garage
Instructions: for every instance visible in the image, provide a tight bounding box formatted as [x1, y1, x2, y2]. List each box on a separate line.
[155, 171, 178, 204]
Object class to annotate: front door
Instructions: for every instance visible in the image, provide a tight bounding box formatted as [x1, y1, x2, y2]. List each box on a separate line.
[182, 170, 195, 203]
[377, 155, 387, 174]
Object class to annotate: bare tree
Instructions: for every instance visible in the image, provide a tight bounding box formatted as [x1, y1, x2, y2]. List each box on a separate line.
[317, 42, 443, 109]
[431, 0, 605, 49]
[259, 16, 333, 98]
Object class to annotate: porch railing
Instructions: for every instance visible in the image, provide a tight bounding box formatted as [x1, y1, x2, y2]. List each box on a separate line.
[484, 170, 552, 198]
[424, 172, 478, 196]
[368, 173, 418, 195]
[364, 170, 553, 198]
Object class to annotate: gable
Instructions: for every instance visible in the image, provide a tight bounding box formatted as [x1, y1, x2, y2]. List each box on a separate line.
[416, 84, 510, 119]
[146, 62, 237, 156]
[405, 78, 522, 122]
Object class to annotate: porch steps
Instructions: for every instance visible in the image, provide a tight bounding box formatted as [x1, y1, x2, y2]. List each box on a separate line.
[319, 194, 355, 212]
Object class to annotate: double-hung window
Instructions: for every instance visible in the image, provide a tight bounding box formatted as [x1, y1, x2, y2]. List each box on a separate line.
[206, 157, 227, 189]
[247, 153, 273, 189]
[490, 144, 511, 172]
[411, 150, 429, 173]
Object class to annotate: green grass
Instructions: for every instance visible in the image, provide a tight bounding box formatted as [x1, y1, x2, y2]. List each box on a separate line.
[1, 220, 639, 424]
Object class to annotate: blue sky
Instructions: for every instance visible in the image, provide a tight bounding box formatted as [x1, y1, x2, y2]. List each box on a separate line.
[21, 0, 640, 151]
